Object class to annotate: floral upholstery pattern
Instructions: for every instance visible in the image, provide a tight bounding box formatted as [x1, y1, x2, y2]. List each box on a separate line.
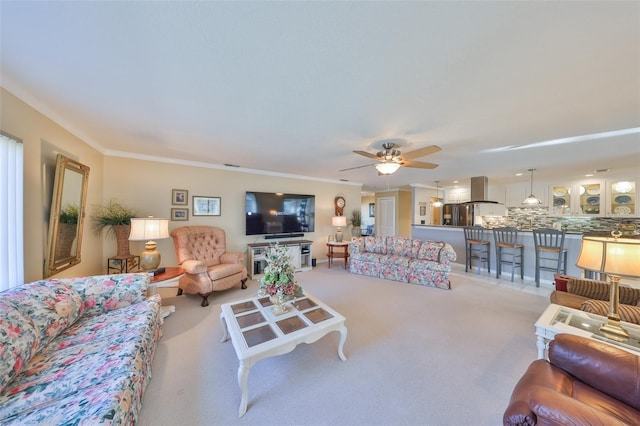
[0, 301, 39, 394]
[0, 273, 161, 425]
[350, 237, 457, 289]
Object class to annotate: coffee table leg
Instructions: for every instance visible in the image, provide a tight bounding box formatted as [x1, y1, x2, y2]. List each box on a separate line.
[536, 334, 547, 360]
[220, 313, 229, 342]
[337, 325, 348, 361]
[238, 361, 252, 417]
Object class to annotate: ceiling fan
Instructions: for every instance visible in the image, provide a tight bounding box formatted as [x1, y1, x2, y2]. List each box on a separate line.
[340, 142, 441, 175]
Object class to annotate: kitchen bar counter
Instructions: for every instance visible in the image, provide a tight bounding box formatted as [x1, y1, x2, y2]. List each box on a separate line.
[411, 225, 584, 283]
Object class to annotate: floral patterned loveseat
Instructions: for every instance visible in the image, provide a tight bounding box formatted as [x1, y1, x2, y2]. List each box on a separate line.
[349, 236, 457, 289]
[0, 273, 162, 425]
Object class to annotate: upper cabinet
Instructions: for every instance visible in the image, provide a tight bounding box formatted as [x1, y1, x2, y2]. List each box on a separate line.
[607, 180, 636, 217]
[549, 180, 637, 217]
[444, 187, 470, 204]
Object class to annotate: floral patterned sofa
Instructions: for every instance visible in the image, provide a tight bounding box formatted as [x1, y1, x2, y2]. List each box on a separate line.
[0, 273, 162, 425]
[349, 236, 457, 289]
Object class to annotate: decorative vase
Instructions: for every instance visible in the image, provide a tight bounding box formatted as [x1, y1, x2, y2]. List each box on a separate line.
[269, 295, 288, 316]
[113, 224, 132, 257]
[352, 226, 362, 237]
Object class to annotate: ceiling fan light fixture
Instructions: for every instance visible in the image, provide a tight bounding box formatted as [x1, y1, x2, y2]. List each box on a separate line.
[375, 162, 401, 175]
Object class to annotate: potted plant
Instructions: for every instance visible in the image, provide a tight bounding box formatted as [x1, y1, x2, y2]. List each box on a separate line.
[351, 209, 362, 237]
[92, 199, 136, 257]
[257, 243, 303, 315]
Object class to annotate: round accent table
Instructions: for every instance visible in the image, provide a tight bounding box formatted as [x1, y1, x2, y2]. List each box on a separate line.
[327, 242, 349, 269]
[149, 266, 184, 319]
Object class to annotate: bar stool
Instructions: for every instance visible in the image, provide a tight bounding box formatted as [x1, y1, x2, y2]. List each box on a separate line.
[463, 226, 491, 274]
[493, 227, 524, 282]
[533, 228, 567, 287]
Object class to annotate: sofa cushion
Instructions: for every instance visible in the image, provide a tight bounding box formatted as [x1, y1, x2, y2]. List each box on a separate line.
[580, 300, 640, 325]
[63, 273, 148, 317]
[1, 281, 83, 349]
[364, 236, 387, 254]
[568, 278, 640, 306]
[0, 300, 40, 394]
[413, 240, 446, 262]
[386, 237, 412, 257]
[554, 274, 571, 292]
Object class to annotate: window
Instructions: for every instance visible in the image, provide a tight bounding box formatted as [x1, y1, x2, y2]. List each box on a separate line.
[0, 132, 24, 291]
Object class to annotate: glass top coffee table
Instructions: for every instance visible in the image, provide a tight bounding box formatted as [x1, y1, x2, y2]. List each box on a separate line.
[535, 303, 640, 359]
[220, 292, 347, 417]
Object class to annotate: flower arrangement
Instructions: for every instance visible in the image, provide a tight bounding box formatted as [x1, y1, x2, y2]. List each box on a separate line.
[257, 242, 303, 303]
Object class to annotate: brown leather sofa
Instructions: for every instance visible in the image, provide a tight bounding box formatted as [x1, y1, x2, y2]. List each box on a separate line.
[550, 276, 640, 325]
[503, 334, 640, 425]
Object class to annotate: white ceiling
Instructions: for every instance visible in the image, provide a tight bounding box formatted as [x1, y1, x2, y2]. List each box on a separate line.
[1, 1, 639, 192]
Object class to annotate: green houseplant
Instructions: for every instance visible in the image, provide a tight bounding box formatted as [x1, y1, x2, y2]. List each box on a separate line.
[60, 203, 79, 224]
[92, 199, 136, 257]
[351, 209, 362, 237]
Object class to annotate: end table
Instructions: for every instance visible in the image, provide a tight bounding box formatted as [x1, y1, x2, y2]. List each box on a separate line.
[149, 266, 184, 319]
[327, 241, 349, 269]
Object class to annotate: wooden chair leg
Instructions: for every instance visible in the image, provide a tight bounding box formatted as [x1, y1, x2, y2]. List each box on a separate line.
[241, 278, 247, 289]
[177, 288, 183, 296]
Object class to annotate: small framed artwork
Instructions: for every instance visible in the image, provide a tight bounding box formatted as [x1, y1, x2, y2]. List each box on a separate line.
[172, 189, 188, 206]
[369, 203, 375, 217]
[419, 206, 427, 216]
[193, 196, 221, 216]
[328, 235, 335, 243]
[171, 208, 189, 221]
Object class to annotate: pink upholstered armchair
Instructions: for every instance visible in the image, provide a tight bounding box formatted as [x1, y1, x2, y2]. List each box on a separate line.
[170, 226, 247, 307]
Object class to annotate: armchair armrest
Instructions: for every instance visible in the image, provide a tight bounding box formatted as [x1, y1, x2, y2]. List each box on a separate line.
[221, 252, 244, 264]
[181, 259, 207, 274]
[550, 334, 640, 410]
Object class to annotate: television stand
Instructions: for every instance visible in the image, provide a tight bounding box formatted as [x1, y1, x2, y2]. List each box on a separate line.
[264, 233, 304, 239]
[247, 240, 313, 280]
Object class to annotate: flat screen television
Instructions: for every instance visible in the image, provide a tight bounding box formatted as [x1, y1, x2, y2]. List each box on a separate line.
[245, 191, 315, 236]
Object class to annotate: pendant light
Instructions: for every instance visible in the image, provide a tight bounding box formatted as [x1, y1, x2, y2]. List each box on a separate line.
[432, 181, 443, 208]
[522, 168, 542, 205]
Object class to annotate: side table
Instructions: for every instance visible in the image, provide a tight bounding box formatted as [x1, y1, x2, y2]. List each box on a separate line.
[327, 242, 349, 269]
[149, 266, 184, 319]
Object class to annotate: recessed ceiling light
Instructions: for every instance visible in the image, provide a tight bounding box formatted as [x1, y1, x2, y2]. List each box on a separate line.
[585, 174, 594, 177]
[453, 180, 459, 184]
[515, 173, 523, 176]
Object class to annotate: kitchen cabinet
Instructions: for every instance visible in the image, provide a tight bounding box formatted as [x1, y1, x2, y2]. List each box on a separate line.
[606, 180, 637, 217]
[549, 180, 608, 217]
[444, 187, 470, 203]
[505, 183, 548, 207]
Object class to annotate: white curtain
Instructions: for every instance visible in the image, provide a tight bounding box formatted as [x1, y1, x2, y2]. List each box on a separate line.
[0, 133, 24, 291]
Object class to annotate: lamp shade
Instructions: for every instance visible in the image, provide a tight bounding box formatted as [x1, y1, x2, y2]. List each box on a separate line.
[332, 216, 347, 227]
[576, 235, 640, 278]
[129, 217, 170, 241]
[375, 162, 401, 175]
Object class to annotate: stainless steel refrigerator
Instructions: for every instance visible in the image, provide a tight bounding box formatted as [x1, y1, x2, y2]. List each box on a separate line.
[442, 203, 474, 226]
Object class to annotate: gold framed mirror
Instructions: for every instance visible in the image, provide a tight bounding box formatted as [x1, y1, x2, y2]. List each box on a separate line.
[45, 154, 90, 277]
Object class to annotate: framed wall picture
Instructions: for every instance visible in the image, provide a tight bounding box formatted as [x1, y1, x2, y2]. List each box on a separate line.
[171, 208, 189, 221]
[369, 203, 375, 217]
[172, 189, 188, 205]
[419, 205, 427, 216]
[193, 196, 221, 216]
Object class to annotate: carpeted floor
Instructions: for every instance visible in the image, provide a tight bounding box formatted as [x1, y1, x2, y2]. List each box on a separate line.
[138, 263, 552, 426]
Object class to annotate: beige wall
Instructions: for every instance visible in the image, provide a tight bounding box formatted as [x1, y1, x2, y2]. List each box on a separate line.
[103, 157, 362, 270]
[1, 88, 105, 282]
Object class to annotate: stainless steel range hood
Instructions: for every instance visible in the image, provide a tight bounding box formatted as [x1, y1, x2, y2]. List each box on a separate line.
[469, 176, 499, 204]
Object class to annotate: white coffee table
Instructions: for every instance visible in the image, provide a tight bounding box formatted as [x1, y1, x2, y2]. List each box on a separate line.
[535, 303, 640, 359]
[220, 292, 347, 417]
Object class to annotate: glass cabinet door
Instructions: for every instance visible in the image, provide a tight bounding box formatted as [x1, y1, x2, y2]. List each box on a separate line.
[610, 181, 636, 216]
[551, 185, 572, 215]
[579, 183, 602, 215]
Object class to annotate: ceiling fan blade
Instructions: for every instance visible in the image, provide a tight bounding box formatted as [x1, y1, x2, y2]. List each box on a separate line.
[401, 160, 439, 169]
[401, 145, 441, 160]
[353, 150, 379, 160]
[339, 163, 375, 172]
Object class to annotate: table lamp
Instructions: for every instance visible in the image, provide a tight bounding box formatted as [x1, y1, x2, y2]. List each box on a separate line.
[129, 217, 170, 272]
[332, 216, 347, 242]
[576, 231, 640, 339]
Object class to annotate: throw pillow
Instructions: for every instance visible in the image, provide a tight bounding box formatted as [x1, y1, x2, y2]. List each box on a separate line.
[0, 300, 40, 394]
